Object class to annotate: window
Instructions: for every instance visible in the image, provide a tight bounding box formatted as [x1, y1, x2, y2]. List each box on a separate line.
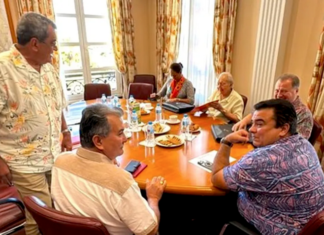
[177, 0, 216, 105]
[53, 0, 121, 102]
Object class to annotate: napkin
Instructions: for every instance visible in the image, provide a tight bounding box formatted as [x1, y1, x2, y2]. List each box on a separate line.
[139, 140, 156, 147]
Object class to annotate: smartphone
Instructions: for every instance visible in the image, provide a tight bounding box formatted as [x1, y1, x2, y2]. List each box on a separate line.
[125, 160, 141, 174]
[197, 160, 213, 171]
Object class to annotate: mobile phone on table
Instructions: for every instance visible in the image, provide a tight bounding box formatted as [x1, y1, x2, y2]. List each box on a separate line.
[125, 160, 141, 174]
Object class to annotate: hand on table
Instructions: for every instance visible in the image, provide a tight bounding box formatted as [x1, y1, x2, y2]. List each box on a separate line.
[146, 176, 166, 202]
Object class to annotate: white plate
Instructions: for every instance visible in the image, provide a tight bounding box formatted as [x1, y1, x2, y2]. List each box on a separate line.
[142, 123, 170, 135]
[146, 106, 154, 110]
[140, 110, 151, 115]
[155, 134, 185, 148]
[166, 119, 180, 125]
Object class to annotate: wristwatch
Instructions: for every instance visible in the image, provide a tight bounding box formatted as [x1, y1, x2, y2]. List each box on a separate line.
[220, 138, 233, 147]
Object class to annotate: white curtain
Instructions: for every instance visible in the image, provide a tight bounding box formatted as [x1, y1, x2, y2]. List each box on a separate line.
[0, 0, 12, 52]
[177, 0, 216, 106]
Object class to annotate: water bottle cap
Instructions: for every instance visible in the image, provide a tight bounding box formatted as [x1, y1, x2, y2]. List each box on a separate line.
[184, 114, 188, 117]
[148, 121, 153, 124]
[132, 110, 136, 113]
[157, 103, 160, 106]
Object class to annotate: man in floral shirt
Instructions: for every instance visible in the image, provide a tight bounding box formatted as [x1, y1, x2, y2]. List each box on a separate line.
[233, 74, 313, 139]
[212, 99, 324, 234]
[0, 13, 71, 235]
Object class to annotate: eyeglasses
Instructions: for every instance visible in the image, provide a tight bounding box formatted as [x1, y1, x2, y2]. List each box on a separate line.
[40, 41, 57, 48]
[217, 82, 229, 87]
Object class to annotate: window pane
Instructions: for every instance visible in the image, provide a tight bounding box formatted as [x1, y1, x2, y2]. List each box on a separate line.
[64, 73, 85, 95]
[85, 18, 111, 43]
[83, 0, 108, 16]
[60, 46, 83, 70]
[56, 17, 79, 42]
[53, 0, 75, 14]
[88, 45, 114, 68]
[91, 71, 117, 91]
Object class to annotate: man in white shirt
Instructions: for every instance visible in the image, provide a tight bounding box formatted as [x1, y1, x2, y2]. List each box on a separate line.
[52, 104, 166, 235]
[0, 13, 71, 235]
[207, 72, 244, 123]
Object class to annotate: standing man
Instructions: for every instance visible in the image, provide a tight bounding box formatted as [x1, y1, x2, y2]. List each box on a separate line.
[233, 74, 313, 139]
[0, 13, 71, 235]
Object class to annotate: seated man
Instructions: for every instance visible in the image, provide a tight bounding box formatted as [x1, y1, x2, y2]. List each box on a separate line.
[197, 72, 243, 123]
[233, 74, 313, 139]
[51, 104, 166, 235]
[211, 99, 324, 234]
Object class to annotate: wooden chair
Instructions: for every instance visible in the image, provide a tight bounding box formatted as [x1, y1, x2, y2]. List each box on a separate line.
[240, 94, 248, 113]
[84, 84, 111, 101]
[308, 119, 323, 145]
[23, 196, 110, 235]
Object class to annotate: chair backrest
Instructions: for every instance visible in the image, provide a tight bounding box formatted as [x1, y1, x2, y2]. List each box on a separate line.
[128, 83, 154, 100]
[84, 83, 111, 101]
[133, 74, 157, 93]
[0, 158, 26, 235]
[23, 196, 110, 235]
[240, 94, 248, 113]
[298, 210, 324, 235]
[309, 119, 323, 145]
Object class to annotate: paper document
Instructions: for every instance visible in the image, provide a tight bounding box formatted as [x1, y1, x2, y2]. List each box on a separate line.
[189, 150, 236, 172]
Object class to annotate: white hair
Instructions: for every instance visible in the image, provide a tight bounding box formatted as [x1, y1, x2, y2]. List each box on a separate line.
[218, 72, 234, 86]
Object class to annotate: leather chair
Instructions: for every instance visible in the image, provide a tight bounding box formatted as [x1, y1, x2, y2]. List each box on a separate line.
[309, 119, 323, 145]
[23, 196, 110, 235]
[84, 83, 111, 101]
[240, 94, 248, 113]
[128, 83, 154, 100]
[133, 74, 157, 93]
[0, 158, 26, 235]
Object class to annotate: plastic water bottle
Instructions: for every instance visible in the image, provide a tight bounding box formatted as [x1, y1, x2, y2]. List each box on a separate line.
[181, 114, 191, 139]
[130, 110, 138, 129]
[101, 94, 106, 104]
[129, 95, 135, 104]
[155, 103, 162, 123]
[146, 121, 155, 147]
[113, 96, 119, 107]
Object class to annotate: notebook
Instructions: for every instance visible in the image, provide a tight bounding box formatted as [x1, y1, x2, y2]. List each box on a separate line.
[162, 102, 195, 113]
[211, 124, 253, 143]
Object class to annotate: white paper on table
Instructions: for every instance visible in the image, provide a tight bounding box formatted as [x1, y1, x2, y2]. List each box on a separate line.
[189, 150, 237, 172]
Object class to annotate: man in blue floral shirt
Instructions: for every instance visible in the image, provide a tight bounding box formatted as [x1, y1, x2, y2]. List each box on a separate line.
[212, 99, 324, 234]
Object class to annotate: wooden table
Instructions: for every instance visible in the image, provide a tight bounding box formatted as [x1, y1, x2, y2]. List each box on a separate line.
[76, 99, 254, 196]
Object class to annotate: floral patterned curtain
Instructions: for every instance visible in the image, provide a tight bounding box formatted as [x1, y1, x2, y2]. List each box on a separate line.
[156, 0, 182, 90]
[307, 25, 324, 166]
[106, 0, 137, 98]
[213, 0, 237, 75]
[17, 0, 59, 71]
[0, 0, 12, 52]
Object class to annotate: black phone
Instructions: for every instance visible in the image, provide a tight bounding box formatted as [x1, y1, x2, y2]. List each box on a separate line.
[125, 160, 141, 174]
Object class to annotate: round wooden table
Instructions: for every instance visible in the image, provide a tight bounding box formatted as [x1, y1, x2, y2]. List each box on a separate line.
[84, 99, 254, 196]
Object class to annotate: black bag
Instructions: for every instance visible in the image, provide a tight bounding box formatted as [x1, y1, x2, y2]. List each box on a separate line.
[162, 102, 195, 114]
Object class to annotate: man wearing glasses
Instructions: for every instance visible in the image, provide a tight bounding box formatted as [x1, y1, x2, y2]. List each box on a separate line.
[0, 12, 71, 235]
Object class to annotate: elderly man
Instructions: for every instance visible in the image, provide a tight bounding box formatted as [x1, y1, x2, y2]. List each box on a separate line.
[0, 13, 71, 235]
[212, 99, 324, 234]
[233, 74, 313, 139]
[52, 104, 166, 235]
[206, 72, 243, 123]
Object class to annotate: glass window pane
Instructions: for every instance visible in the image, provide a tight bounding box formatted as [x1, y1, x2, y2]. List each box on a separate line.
[53, 0, 75, 14]
[60, 46, 83, 70]
[83, 0, 108, 16]
[56, 17, 79, 42]
[85, 18, 111, 43]
[64, 73, 85, 95]
[91, 71, 117, 91]
[88, 45, 115, 68]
